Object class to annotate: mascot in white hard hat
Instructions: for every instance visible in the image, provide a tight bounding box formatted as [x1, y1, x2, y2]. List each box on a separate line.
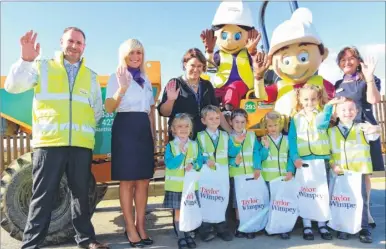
[201, 1, 266, 111]
[255, 7, 335, 117]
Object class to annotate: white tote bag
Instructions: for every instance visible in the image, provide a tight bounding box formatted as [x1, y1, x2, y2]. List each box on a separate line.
[327, 170, 363, 234]
[295, 159, 331, 221]
[234, 174, 269, 233]
[180, 171, 202, 232]
[265, 177, 300, 234]
[198, 164, 230, 223]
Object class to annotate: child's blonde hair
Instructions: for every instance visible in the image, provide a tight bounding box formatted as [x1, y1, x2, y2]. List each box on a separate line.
[293, 84, 328, 114]
[201, 105, 221, 119]
[260, 111, 285, 131]
[170, 113, 193, 137]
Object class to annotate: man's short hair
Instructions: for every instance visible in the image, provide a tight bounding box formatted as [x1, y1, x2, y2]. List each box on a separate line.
[63, 27, 86, 40]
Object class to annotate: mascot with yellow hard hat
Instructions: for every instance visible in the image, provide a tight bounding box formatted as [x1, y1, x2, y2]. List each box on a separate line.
[200, 1, 267, 111]
[254, 7, 335, 117]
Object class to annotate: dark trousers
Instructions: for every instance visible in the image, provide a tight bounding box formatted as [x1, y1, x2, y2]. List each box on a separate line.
[361, 174, 369, 230]
[22, 147, 96, 249]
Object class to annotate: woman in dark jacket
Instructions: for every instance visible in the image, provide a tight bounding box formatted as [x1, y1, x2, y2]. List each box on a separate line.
[334, 46, 384, 228]
[157, 48, 231, 139]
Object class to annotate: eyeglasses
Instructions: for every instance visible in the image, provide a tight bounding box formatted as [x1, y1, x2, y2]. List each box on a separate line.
[339, 57, 358, 64]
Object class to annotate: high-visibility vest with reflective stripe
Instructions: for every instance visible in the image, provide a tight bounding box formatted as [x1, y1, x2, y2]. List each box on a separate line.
[197, 130, 229, 167]
[229, 131, 255, 177]
[165, 140, 199, 192]
[213, 49, 254, 89]
[293, 111, 330, 157]
[33, 52, 96, 149]
[261, 135, 289, 181]
[328, 125, 372, 174]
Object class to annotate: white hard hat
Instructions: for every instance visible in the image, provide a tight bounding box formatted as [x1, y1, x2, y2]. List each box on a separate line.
[212, 1, 254, 27]
[269, 8, 322, 55]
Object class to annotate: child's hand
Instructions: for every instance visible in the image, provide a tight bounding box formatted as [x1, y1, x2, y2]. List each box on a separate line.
[179, 143, 187, 154]
[359, 122, 381, 135]
[332, 164, 344, 175]
[185, 163, 193, 172]
[253, 170, 261, 180]
[328, 96, 346, 105]
[234, 133, 246, 144]
[261, 136, 269, 148]
[294, 159, 303, 169]
[284, 172, 293, 181]
[235, 154, 242, 165]
[207, 160, 216, 169]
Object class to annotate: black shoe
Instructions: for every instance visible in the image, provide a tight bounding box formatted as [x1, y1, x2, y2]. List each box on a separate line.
[318, 226, 333, 240]
[369, 222, 376, 229]
[124, 231, 145, 248]
[218, 231, 233, 241]
[184, 236, 197, 249]
[235, 230, 246, 238]
[140, 236, 153, 245]
[246, 233, 256, 239]
[303, 227, 314, 240]
[280, 233, 290, 240]
[337, 231, 349, 240]
[359, 229, 373, 243]
[178, 238, 188, 249]
[200, 231, 216, 242]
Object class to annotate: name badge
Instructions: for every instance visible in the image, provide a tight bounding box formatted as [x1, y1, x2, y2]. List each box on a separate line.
[336, 88, 344, 93]
[79, 88, 89, 95]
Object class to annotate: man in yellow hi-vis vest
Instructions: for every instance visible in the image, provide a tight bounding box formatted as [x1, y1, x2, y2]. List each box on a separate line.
[5, 28, 108, 249]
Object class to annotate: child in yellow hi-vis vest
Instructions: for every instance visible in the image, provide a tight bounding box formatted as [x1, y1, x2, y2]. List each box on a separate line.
[163, 113, 204, 249]
[228, 108, 266, 239]
[288, 84, 345, 241]
[259, 111, 294, 239]
[196, 105, 244, 242]
[328, 98, 381, 244]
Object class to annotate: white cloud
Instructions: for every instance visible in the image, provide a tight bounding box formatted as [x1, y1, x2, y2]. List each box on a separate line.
[318, 44, 385, 95]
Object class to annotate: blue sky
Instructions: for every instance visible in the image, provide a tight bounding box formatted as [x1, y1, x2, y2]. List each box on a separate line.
[1, 1, 385, 94]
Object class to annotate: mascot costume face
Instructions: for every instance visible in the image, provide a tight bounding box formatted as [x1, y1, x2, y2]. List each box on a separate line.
[201, 1, 261, 111]
[264, 8, 334, 117]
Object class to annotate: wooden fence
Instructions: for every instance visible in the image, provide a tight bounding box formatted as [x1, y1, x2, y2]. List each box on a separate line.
[1, 97, 386, 173]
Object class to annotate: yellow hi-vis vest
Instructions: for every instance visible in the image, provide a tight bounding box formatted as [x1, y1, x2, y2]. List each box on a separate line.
[229, 131, 255, 177]
[164, 140, 199, 192]
[261, 135, 289, 181]
[328, 125, 372, 174]
[213, 49, 254, 89]
[293, 110, 330, 157]
[197, 130, 229, 167]
[32, 52, 96, 149]
[275, 75, 324, 117]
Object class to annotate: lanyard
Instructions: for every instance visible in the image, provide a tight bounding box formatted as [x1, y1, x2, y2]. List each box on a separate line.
[205, 130, 219, 161]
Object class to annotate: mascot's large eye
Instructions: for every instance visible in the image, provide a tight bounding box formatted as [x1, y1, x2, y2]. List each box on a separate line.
[234, 32, 242, 41]
[221, 32, 228, 40]
[297, 52, 309, 63]
[282, 56, 292, 66]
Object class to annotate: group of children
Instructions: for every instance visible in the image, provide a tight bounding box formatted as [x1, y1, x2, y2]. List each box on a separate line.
[163, 83, 381, 249]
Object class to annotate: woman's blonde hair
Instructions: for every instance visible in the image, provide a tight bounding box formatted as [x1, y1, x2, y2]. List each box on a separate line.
[170, 113, 194, 137]
[260, 111, 285, 131]
[292, 84, 328, 114]
[118, 38, 145, 72]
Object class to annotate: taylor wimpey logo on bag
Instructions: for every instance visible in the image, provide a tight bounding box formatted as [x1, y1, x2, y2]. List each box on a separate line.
[200, 187, 224, 202]
[184, 193, 198, 206]
[271, 199, 296, 214]
[330, 195, 356, 209]
[299, 186, 324, 200]
[240, 198, 265, 211]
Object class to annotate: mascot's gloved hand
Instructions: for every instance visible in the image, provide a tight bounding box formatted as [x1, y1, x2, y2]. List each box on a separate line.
[252, 51, 271, 79]
[246, 29, 261, 56]
[200, 29, 217, 53]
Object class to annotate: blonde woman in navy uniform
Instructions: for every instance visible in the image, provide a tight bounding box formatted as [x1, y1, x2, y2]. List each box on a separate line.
[105, 39, 155, 248]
